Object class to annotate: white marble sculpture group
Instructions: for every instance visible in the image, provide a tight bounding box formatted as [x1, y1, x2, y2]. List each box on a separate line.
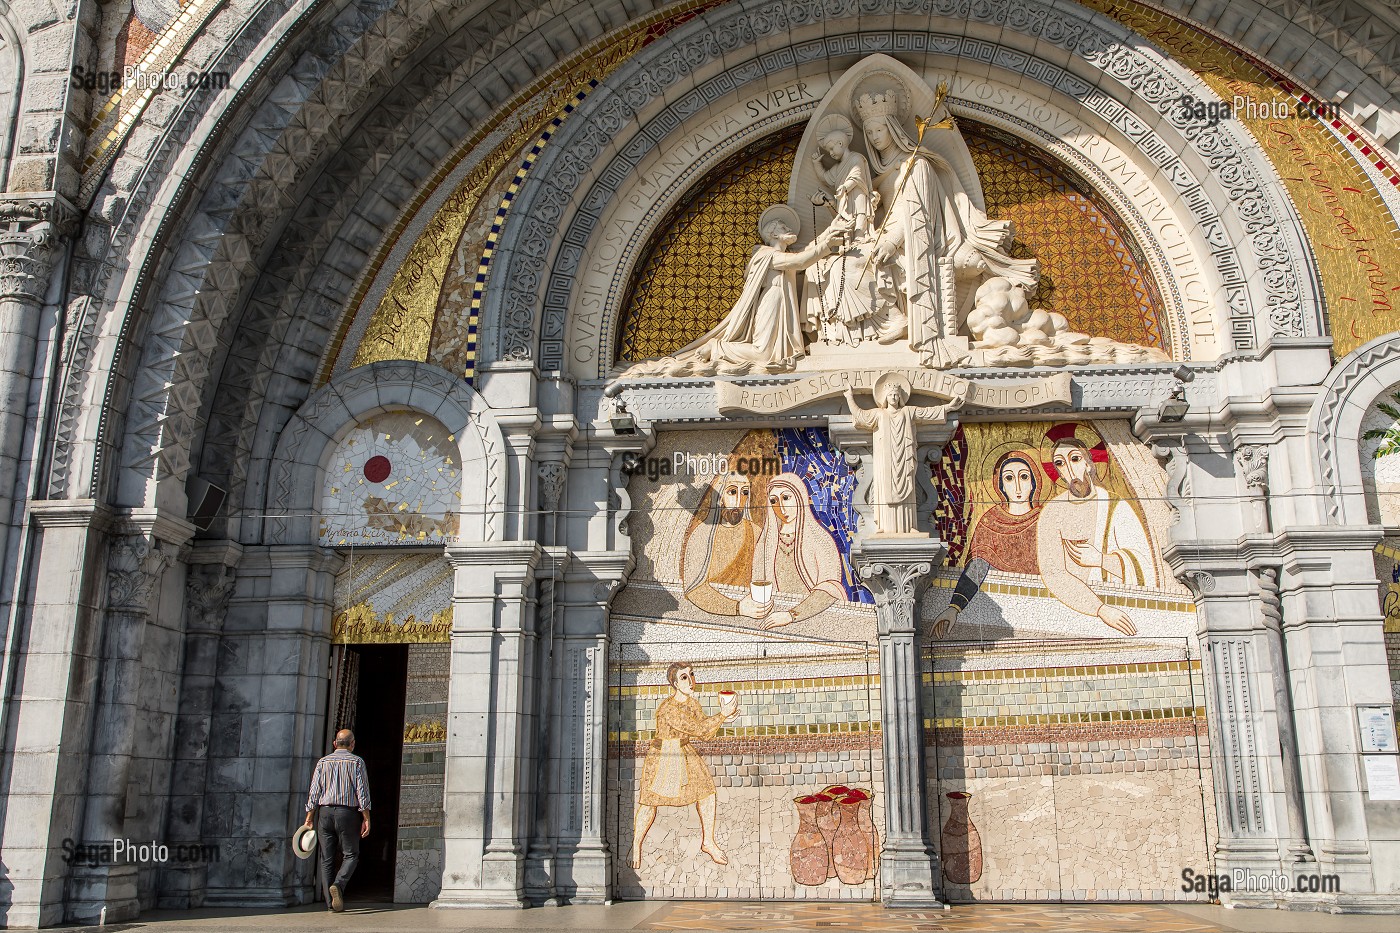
[623, 60, 1167, 379]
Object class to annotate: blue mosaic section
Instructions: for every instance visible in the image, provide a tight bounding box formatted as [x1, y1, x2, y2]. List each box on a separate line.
[778, 428, 872, 604]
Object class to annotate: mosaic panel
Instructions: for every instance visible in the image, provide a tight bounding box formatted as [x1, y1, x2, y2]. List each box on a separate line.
[319, 411, 462, 547]
[964, 123, 1166, 351]
[616, 422, 1211, 902]
[331, 552, 451, 644]
[395, 643, 449, 903]
[611, 427, 884, 900]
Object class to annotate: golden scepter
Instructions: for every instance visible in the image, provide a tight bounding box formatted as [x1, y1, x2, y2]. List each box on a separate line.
[854, 80, 954, 288]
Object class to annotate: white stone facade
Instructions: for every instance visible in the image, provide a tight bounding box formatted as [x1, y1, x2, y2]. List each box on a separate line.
[0, 0, 1397, 927]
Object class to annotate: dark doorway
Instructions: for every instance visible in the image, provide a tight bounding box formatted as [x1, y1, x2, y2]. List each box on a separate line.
[340, 644, 408, 901]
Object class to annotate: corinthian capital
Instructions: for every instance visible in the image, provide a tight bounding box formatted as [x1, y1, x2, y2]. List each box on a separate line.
[0, 195, 77, 303]
[185, 564, 237, 633]
[0, 228, 57, 303]
[108, 536, 174, 614]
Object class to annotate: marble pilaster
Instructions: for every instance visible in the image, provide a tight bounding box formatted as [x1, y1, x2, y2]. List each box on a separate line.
[852, 536, 944, 908]
[434, 541, 543, 909]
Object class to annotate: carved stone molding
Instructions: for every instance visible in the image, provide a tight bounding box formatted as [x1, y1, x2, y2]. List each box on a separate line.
[107, 536, 173, 614]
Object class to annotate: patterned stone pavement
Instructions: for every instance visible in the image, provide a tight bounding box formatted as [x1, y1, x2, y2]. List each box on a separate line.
[638, 903, 1221, 931]
[55, 901, 1400, 933]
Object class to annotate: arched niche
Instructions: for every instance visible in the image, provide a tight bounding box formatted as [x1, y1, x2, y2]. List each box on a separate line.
[483, 0, 1322, 378]
[264, 361, 506, 547]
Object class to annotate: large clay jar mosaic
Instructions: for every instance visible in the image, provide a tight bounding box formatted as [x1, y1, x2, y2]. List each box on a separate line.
[790, 795, 830, 885]
[813, 791, 840, 880]
[941, 791, 983, 884]
[846, 787, 878, 880]
[831, 792, 871, 884]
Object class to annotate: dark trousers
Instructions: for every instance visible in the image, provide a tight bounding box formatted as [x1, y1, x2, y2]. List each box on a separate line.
[316, 806, 361, 900]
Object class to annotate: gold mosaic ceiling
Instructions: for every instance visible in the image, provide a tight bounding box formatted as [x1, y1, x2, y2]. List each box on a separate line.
[615, 119, 1168, 365]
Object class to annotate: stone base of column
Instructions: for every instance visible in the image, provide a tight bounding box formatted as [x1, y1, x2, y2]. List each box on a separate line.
[553, 844, 612, 904]
[155, 864, 209, 909]
[67, 863, 141, 923]
[433, 850, 530, 908]
[880, 840, 943, 908]
[524, 843, 558, 906]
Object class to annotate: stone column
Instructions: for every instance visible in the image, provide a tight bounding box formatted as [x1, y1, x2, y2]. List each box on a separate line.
[200, 544, 341, 907]
[0, 205, 60, 545]
[852, 536, 944, 908]
[68, 529, 178, 923]
[0, 501, 111, 928]
[158, 545, 240, 908]
[1171, 557, 1285, 887]
[1255, 565, 1313, 863]
[434, 541, 542, 908]
[550, 551, 630, 903]
[1274, 528, 1394, 904]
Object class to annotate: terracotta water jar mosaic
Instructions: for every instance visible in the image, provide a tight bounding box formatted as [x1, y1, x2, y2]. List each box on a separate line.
[831, 791, 872, 883]
[812, 792, 840, 879]
[941, 791, 983, 884]
[848, 787, 878, 880]
[790, 795, 830, 885]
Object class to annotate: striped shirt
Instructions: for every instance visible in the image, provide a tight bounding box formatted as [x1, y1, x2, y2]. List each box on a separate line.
[306, 749, 372, 812]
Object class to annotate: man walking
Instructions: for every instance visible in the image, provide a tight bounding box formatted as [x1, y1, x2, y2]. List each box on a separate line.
[304, 729, 372, 911]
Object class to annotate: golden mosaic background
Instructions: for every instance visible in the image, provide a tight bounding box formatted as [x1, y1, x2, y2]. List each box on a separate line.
[615, 120, 1168, 363]
[615, 125, 805, 362]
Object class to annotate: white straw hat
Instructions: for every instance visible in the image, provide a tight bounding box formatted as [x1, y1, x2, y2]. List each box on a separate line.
[292, 824, 318, 860]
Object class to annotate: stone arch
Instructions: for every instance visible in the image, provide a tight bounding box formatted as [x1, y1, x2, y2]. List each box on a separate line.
[264, 361, 506, 547]
[47, 0, 661, 512]
[1309, 333, 1400, 528]
[480, 0, 1324, 376]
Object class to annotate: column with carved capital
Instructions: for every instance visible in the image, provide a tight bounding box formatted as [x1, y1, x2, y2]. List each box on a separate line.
[67, 533, 175, 923]
[0, 206, 65, 649]
[158, 546, 240, 908]
[852, 537, 945, 907]
[434, 542, 543, 908]
[1170, 556, 1288, 892]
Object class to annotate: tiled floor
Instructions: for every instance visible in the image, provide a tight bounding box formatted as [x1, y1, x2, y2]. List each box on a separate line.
[55, 900, 1400, 933]
[637, 902, 1224, 931]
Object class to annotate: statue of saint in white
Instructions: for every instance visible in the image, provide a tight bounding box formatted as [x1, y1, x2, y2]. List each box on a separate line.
[844, 373, 963, 536]
[625, 205, 844, 377]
